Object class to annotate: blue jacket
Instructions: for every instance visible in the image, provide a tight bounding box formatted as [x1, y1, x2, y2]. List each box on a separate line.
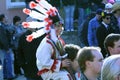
[88, 16, 100, 46]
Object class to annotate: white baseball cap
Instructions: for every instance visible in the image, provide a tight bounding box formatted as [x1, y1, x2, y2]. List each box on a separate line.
[105, 3, 113, 9]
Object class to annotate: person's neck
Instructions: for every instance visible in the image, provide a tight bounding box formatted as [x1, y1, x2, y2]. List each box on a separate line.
[84, 70, 98, 80]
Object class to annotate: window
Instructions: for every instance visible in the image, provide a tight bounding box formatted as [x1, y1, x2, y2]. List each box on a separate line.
[6, 0, 26, 9]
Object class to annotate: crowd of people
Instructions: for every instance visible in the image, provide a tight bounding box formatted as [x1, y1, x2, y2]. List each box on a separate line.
[0, 0, 120, 80]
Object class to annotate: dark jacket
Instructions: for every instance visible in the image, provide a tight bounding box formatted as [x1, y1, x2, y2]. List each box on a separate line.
[80, 13, 95, 46]
[111, 15, 120, 33]
[17, 30, 46, 79]
[96, 23, 114, 57]
[0, 22, 9, 50]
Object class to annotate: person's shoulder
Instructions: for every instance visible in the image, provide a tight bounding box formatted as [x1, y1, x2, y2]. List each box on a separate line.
[89, 17, 96, 24]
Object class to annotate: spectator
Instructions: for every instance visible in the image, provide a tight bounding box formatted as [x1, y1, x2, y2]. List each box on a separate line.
[76, 47, 104, 80]
[77, 0, 90, 32]
[104, 3, 113, 13]
[104, 33, 120, 56]
[88, 8, 102, 46]
[11, 16, 26, 50]
[62, 0, 76, 31]
[79, 12, 95, 47]
[101, 55, 120, 80]
[96, 11, 114, 58]
[17, 17, 44, 80]
[64, 44, 81, 80]
[0, 14, 15, 80]
[11, 16, 26, 77]
[111, 2, 120, 33]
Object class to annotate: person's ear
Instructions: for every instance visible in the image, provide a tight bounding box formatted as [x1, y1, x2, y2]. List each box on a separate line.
[108, 47, 112, 54]
[85, 61, 91, 67]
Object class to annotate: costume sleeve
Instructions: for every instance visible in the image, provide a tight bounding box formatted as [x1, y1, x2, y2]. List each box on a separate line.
[36, 38, 62, 72]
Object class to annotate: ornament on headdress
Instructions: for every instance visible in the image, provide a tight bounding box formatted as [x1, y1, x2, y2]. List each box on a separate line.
[22, 0, 62, 42]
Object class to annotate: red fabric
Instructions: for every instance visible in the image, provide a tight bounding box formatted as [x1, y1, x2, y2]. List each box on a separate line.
[78, 72, 81, 78]
[37, 69, 49, 76]
[29, 1, 37, 9]
[50, 59, 58, 72]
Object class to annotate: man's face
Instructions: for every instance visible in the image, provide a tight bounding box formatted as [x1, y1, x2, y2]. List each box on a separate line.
[96, 14, 102, 20]
[89, 50, 104, 74]
[103, 16, 111, 24]
[110, 40, 120, 55]
[54, 23, 63, 36]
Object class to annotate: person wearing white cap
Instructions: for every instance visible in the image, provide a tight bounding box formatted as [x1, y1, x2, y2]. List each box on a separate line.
[105, 3, 113, 13]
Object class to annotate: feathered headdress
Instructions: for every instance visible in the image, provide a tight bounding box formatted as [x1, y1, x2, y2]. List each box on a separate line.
[22, 0, 63, 42]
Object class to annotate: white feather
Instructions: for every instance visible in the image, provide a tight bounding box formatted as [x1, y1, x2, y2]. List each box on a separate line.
[32, 3, 48, 16]
[38, 0, 52, 10]
[32, 28, 46, 39]
[25, 21, 46, 28]
[29, 10, 48, 20]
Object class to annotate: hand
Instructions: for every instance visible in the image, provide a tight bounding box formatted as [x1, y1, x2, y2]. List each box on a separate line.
[61, 59, 71, 68]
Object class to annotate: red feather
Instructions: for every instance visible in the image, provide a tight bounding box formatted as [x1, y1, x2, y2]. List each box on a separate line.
[23, 8, 31, 15]
[22, 22, 30, 28]
[29, 1, 37, 9]
[26, 35, 33, 42]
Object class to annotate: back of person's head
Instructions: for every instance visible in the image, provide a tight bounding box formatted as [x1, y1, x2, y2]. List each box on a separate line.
[104, 33, 120, 54]
[64, 44, 80, 61]
[101, 55, 120, 80]
[13, 16, 21, 25]
[96, 8, 103, 15]
[0, 14, 5, 22]
[76, 47, 101, 72]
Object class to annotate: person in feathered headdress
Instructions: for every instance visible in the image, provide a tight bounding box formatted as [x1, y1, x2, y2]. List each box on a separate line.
[22, 0, 73, 80]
